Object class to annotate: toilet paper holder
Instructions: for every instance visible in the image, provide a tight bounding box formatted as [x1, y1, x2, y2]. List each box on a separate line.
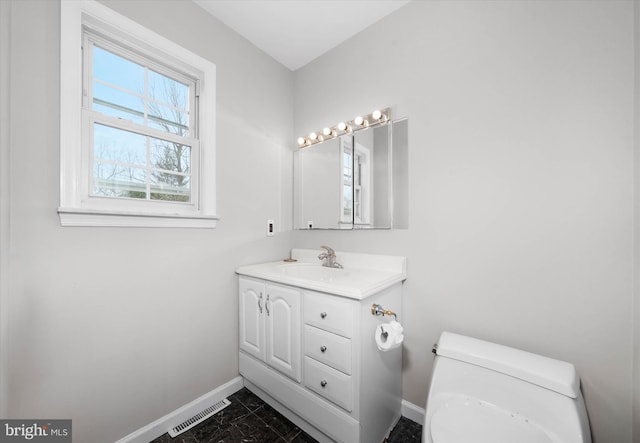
[371, 303, 397, 320]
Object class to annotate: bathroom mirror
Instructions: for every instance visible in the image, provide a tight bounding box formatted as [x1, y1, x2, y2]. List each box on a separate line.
[294, 119, 408, 229]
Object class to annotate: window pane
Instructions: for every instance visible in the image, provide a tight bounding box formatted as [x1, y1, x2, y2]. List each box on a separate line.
[150, 173, 190, 202]
[93, 123, 147, 199]
[93, 46, 144, 94]
[150, 137, 191, 202]
[93, 123, 146, 166]
[149, 70, 188, 111]
[148, 69, 190, 135]
[343, 185, 352, 215]
[150, 139, 190, 175]
[93, 162, 147, 199]
[92, 123, 192, 202]
[91, 45, 192, 137]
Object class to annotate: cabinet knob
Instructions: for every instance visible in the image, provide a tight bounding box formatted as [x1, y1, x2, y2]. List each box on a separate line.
[320, 380, 327, 388]
[320, 312, 327, 319]
[320, 346, 327, 353]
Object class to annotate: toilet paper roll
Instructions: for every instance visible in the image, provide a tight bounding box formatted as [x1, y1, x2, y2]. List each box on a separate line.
[375, 320, 404, 352]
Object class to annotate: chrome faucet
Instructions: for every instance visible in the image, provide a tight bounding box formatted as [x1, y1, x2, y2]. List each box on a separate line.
[318, 245, 343, 269]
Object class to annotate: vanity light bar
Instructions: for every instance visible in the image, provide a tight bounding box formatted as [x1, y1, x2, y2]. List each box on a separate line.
[297, 108, 390, 148]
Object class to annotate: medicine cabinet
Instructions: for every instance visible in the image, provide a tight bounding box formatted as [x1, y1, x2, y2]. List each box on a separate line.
[294, 118, 408, 230]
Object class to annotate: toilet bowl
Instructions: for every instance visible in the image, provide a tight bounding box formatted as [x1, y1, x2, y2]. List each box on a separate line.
[423, 332, 592, 443]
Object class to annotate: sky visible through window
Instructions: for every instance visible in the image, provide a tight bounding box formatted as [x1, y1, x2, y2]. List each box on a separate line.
[90, 44, 192, 202]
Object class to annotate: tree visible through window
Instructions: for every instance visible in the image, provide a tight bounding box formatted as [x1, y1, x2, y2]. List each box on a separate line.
[88, 40, 196, 203]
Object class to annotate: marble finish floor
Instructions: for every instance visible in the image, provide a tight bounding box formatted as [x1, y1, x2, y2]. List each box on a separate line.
[150, 387, 422, 443]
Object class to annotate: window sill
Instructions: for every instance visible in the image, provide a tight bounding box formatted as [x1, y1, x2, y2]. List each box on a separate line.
[57, 207, 219, 228]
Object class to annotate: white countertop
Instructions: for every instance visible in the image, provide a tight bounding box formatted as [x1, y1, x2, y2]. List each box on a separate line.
[235, 249, 407, 299]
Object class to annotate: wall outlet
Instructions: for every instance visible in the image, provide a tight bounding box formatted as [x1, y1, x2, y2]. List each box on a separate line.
[307, 221, 313, 229]
[267, 219, 274, 236]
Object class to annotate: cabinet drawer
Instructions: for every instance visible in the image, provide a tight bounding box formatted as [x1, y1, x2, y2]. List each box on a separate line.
[303, 292, 353, 338]
[304, 325, 352, 375]
[304, 356, 353, 412]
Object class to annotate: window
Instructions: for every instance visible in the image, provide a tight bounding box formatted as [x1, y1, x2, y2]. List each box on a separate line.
[340, 137, 353, 224]
[340, 136, 371, 226]
[86, 37, 197, 203]
[59, 0, 217, 227]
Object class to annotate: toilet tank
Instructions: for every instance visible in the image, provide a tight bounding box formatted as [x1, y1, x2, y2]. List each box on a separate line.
[424, 332, 591, 443]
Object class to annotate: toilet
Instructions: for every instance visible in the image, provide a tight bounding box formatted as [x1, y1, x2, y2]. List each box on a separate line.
[423, 332, 592, 443]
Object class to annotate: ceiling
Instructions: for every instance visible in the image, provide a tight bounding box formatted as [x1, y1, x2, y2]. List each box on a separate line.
[194, 0, 411, 71]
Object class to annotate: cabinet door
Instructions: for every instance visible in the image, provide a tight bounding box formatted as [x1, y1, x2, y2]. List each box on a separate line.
[239, 278, 265, 361]
[265, 284, 301, 382]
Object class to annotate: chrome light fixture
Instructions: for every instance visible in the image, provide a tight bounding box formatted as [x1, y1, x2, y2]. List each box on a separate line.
[296, 108, 390, 148]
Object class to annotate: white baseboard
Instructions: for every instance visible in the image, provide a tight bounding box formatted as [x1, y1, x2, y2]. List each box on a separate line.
[401, 399, 425, 426]
[115, 376, 244, 443]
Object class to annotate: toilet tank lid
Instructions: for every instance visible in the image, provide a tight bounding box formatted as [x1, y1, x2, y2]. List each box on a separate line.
[435, 332, 580, 398]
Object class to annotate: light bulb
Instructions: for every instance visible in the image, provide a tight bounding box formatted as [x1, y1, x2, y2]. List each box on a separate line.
[354, 116, 364, 126]
[322, 127, 334, 137]
[372, 109, 382, 120]
[309, 132, 318, 141]
[297, 137, 306, 146]
[337, 122, 347, 132]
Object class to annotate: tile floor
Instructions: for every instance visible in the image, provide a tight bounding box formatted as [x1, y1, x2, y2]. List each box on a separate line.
[150, 387, 422, 443]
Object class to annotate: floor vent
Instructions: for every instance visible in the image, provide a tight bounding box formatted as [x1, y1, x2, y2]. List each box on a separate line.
[168, 398, 231, 437]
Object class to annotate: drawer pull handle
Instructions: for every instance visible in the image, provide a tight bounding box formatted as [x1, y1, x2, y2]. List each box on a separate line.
[320, 380, 328, 388]
[320, 345, 327, 353]
[320, 312, 327, 319]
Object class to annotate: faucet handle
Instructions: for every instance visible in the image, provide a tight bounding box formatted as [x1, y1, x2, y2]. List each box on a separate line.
[320, 245, 335, 255]
[319, 245, 342, 268]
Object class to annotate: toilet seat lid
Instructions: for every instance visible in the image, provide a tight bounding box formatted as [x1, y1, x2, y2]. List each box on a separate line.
[430, 397, 554, 443]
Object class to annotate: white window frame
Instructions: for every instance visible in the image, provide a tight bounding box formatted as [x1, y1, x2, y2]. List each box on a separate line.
[59, 0, 217, 228]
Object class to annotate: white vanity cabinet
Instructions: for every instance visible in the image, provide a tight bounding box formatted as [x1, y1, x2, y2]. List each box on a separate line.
[237, 272, 403, 443]
[302, 291, 355, 413]
[239, 277, 301, 383]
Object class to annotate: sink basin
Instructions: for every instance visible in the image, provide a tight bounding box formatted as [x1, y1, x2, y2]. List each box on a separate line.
[277, 263, 350, 282]
[236, 249, 406, 299]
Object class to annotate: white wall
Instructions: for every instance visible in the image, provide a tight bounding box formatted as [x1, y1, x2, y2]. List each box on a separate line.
[633, 1, 640, 440]
[0, 0, 11, 421]
[3, 1, 293, 441]
[293, 1, 634, 442]
[2, 1, 637, 442]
